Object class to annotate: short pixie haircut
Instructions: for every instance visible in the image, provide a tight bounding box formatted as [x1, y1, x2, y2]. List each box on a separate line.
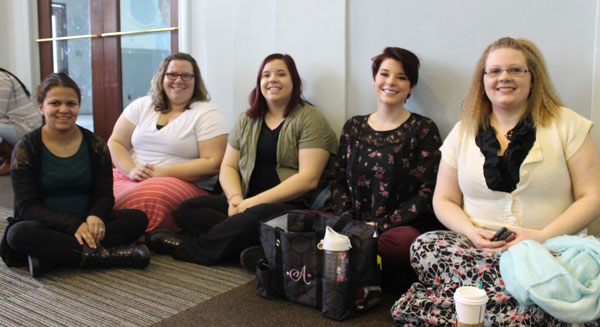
[371, 47, 420, 96]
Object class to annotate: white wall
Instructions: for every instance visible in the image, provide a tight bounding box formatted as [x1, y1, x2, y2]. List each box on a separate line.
[182, 0, 347, 133]
[348, 0, 598, 138]
[0, 0, 40, 92]
[183, 0, 600, 141]
[2, 0, 600, 142]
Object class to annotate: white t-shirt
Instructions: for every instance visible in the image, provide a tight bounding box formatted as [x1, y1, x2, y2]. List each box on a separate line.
[440, 107, 592, 232]
[123, 96, 228, 189]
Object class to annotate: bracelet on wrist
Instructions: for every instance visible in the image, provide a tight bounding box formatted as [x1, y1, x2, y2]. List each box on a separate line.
[227, 193, 243, 202]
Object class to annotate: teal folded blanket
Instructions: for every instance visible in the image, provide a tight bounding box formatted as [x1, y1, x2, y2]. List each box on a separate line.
[499, 235, 600, 323]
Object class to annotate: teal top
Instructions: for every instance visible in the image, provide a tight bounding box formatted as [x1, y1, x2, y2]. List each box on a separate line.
[229, 103, 338, 196]
[40, 139, 92, 218]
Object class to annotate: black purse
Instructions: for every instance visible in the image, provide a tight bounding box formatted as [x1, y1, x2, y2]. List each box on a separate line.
[255, 210, 381, 321]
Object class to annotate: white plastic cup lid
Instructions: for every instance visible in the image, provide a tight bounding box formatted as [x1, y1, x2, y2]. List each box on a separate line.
[320, 226, 352, 251]
[454, 286, 488, 305]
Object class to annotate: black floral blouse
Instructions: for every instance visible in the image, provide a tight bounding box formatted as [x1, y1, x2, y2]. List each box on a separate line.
[332, 114, 442, 233]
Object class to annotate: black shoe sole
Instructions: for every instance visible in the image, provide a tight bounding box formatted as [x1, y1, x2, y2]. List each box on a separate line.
[28, 255, 42, 278]
[240, 246, 264, 273]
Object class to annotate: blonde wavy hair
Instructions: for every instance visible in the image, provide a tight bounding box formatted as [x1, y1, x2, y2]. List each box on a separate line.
[149, 52, 210, 113]
[461, 37, 563, 135]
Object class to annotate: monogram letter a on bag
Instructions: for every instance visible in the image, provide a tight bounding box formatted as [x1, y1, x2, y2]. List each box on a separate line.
[281, 233, 318, 307]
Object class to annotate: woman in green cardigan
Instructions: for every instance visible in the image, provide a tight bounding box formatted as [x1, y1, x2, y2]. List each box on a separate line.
[145, 53, 337, 269]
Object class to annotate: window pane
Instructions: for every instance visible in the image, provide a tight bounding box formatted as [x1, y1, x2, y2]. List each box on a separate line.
[51, 0, 93, 131]
[120, 0, 172, 108]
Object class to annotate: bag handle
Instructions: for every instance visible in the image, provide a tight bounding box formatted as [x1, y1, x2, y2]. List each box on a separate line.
[310, 182, 332, 211]
[331, 212, 353, 233]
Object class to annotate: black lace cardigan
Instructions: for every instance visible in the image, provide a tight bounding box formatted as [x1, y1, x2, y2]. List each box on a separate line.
[10, 126, 114, 235]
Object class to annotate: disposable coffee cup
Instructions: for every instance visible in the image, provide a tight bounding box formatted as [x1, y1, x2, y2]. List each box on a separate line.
[454, 286, 487, 327]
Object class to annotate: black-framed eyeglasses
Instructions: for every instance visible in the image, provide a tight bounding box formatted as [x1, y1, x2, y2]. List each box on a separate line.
[484, 67, 529, 77]
[165, 72, 194, 81]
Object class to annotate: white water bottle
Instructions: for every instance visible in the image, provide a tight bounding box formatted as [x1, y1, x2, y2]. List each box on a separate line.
[318, 226, 352, 282]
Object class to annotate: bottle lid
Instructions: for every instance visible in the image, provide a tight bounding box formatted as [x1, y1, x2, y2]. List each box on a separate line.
[320, 226, 352, 251]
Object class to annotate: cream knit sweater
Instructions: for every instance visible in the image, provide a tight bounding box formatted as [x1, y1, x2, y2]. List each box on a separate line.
[441, 107, 592, 232]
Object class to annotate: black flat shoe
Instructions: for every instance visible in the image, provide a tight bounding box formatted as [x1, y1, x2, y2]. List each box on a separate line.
[28, 255, 46, 278]
[240, 245, 264, 273]
[145, 229, 184, 255]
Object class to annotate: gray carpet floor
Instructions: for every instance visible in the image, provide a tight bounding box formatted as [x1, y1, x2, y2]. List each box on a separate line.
[0, 175, 13, 209]
[0, 175, 397, 326]
[0, 174, 255, 326]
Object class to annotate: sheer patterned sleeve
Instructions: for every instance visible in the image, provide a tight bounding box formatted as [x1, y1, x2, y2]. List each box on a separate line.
[380, 120, 442, 232]
[332, 120, 354, 219]
[10, 138, 83, 234]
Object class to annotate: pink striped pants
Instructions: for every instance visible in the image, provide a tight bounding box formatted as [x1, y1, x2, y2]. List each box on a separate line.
[113, 169, 208, 232]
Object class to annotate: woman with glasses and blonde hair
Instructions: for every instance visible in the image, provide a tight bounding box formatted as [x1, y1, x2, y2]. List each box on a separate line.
[392, 37, 600, 325]
[108, 53, 228, 233]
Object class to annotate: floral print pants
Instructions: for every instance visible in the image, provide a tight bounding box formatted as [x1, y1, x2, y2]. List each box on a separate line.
[391, 231, 599, 327]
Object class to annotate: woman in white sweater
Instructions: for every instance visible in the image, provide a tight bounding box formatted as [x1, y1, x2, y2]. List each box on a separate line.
[392, 37, 600, 326]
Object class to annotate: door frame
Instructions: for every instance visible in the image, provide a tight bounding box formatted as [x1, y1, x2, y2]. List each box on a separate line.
[37, 0, 178, 140]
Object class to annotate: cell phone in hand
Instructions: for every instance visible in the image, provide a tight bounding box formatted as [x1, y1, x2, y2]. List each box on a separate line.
[491, 227, 516, 242]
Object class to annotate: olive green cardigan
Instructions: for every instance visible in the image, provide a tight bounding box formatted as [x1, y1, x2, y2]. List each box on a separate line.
[229, 103, 338, 196]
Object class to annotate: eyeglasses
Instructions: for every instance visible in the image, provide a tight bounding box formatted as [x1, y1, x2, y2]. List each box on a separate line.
[484, 67, 529, 77]
[165, 72, 194, 81]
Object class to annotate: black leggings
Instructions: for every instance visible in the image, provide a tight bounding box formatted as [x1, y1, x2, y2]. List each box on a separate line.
[6, 209, 147, 265]
[173, 194, 304, 265]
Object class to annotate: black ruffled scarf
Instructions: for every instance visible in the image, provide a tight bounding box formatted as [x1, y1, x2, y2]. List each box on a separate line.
[475, 117, 536, 193]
